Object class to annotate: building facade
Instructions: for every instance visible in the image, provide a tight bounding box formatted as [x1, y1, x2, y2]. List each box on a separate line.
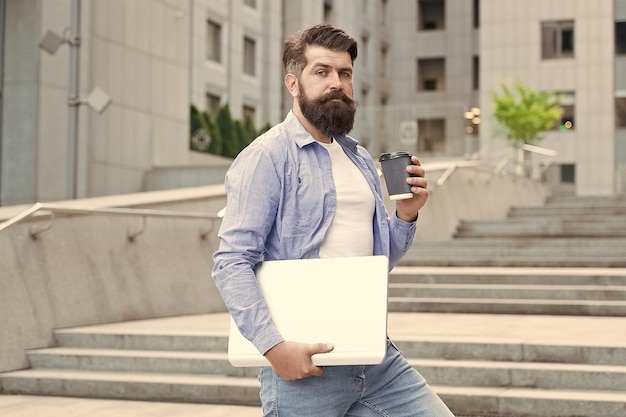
[0, 0, 625, 206]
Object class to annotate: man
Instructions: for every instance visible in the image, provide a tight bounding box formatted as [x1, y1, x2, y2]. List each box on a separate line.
[212, 24, 454, 417]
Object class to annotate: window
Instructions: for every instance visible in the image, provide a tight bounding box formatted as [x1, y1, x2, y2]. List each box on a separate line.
[560, 164, 575, 183]
[554, 92, 575, 131]
[361, 35, 369, 67]
[616, 97, 626, 128]
[617, 21, 626, 55]
[243, 36, 256, 76]
[418, 0, 445, 31]
[417, 58, 445, 91]
[206, 93, 220, 115]
[473, 0, 479, 28]
[472, 56, 479, 90]
[244, 0, 256, 8]
[380, 45, 388, 78]
[417, 118, 445, 153]
[324, 0, 333, 21]
[243, 105, 256, 123]
[542, 20, 574, 59]
[206, 20, 222, 62]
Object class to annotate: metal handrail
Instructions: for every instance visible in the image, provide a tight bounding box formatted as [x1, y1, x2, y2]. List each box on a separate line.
[0, 202, 224, 239]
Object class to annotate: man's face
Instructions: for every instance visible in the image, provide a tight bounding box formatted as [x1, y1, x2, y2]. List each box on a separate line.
[296, 46, 357, 138]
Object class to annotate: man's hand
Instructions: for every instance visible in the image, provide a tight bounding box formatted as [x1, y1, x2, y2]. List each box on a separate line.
[264, 341, 334, 380]
[396, 155, 428, 222]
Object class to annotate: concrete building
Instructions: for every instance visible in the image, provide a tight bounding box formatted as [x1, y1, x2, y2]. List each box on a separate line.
[1, 0, 625, 206]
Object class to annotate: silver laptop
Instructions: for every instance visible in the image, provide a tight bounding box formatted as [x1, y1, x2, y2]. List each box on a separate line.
[227, 255, 389, 367]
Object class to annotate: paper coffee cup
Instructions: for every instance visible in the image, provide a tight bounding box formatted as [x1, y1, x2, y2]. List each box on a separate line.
[379, 151, 413, 200]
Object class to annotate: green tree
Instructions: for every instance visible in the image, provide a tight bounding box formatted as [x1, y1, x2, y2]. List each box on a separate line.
[492, 81, 563, 148]
[189, 103, 270, 158]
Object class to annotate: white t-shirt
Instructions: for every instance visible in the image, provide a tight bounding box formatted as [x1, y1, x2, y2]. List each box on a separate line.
[318, 139, 375, 258]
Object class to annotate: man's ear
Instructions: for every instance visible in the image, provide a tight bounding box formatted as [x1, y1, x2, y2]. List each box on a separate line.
[285, 73, 299, 98]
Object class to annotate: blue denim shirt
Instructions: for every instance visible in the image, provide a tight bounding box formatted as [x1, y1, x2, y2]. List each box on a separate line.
[212, 111, 417, 355]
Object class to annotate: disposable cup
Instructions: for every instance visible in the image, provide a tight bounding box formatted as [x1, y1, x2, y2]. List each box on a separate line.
[379, 151, 413, 200]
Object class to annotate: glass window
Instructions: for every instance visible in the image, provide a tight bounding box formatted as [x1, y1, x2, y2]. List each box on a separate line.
[417, 58, 445, 91]
[206, 20, 221, 62]
[417, 118, 446, 153]
[206, 93, 220, 115]
[243, 37, 256, 76]
[472, 56, 479, 90]
[560, 164, 575, 183]
[243, 105, 256, 122]
[542, 20, 575, 59]
[417, 0, 445, 31]
[554, 92, 575, 131]
[617, 21, 626, 55]
[616, 97, 626, 128]
[473, 0, 479, 28]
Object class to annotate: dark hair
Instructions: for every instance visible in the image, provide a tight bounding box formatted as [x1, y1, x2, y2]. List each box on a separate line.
[282, 24, 358, 76]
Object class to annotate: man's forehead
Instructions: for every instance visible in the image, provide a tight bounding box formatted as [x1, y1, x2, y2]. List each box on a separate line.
[304, 45, 352, 68]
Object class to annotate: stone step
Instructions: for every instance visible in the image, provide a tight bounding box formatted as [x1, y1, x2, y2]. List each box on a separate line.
[410, 358, 626, 392]
[0, 369, 260, 407]
[398, 254, 626, 268]
[415, 237, 626, 248]
[437, 385, 626, 417]
[24, 347, 626, 392]
[509, 206, 626, 216]
[2, 369, 626, 417]
[393, 339, 626, 365]
[26, 348, 258, 378]
[388, 296, 626, 316]
[53, 331, 227, 352]
[389, 268, 626, 286]
[388, 283, 626, 301]
[411, 245, 626, 257]
[454, 220, 626, 237]
[543, 195, 626, 208]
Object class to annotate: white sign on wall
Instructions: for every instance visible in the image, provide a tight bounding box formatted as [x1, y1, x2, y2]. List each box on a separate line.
[399, 120, 418, 146]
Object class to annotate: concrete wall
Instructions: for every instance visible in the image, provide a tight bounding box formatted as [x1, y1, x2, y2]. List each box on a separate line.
[0, 185, 227, 372]
[0, 165, 549, 372]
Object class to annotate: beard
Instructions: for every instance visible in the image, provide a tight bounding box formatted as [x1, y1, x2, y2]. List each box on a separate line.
[298, 85, 357, 138]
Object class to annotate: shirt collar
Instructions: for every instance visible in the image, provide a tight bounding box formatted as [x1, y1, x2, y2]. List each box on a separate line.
[286, 110, 359, 154]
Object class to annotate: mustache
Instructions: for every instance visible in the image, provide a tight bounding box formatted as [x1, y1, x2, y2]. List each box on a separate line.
[320, 90, 355, 105]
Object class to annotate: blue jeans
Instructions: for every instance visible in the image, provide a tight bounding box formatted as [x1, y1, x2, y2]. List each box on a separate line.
[259, 340, 454, 417]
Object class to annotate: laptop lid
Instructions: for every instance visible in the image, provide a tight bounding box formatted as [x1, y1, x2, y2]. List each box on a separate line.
[227, 255, 389, 367]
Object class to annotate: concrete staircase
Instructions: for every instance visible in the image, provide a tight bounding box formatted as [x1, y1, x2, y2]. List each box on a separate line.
[392, 195, 626, 317]
[3, 195, 626, 416]
[401, 195, 626, 268]
[2, 313, 626, 417]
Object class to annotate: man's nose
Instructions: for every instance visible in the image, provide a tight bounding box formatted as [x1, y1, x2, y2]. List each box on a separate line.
[329, 71, 343, 90]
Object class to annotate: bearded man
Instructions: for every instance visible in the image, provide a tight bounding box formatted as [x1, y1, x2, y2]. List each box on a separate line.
[212, 24, 453, 417]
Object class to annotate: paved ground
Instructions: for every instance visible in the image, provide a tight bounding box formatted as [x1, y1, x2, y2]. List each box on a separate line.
[2, 306, 626, 416]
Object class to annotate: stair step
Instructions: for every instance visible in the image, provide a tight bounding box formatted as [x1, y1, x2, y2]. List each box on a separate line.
[435, 385, 626, 417]
[53, 332, 227, 352]
[3, 369, 625, 417]
[389, 269, 626, 286]
[26, 348, 257, 378]
[388, 297, 626, 316]
[0, 369, 261, 406]
[410, 358, 626, 391]
[398, 255, 626, 268]
[388, 283, 626, 300]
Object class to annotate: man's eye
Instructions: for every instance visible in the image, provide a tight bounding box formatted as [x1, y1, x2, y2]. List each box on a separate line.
[316, 70, 326, 76]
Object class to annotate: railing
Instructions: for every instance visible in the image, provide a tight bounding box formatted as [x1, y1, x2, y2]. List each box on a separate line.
[0, 202, 224, 240]
[427, 143, 557, 190]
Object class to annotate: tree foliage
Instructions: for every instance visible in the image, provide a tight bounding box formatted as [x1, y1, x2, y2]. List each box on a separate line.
[189, 104, 270, 158]
[492, 81, 563, 148]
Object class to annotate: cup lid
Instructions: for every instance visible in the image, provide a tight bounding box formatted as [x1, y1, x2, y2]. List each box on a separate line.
[379, 151, 412, 162]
